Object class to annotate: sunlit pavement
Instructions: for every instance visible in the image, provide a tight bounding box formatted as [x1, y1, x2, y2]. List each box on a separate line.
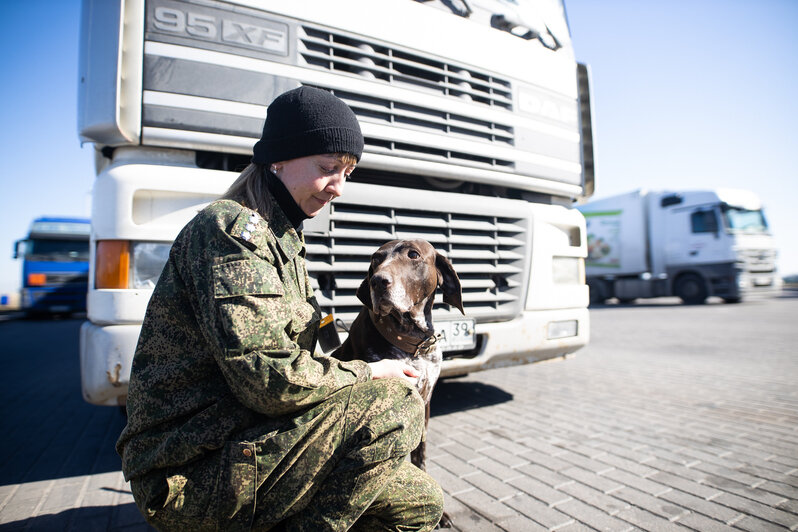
[1, 295, 797, 531]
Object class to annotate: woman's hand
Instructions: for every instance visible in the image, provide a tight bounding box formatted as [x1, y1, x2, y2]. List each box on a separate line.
[368, 359, 419, 386]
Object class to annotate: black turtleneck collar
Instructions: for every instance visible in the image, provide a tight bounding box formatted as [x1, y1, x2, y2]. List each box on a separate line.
[266, 171, 308, 229]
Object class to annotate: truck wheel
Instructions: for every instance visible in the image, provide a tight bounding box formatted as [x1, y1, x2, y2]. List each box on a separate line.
[675, 274, 708, 304]
[587, 280, 608, 305]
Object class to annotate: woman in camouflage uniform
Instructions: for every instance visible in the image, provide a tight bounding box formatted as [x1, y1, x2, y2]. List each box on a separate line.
[117, 87, 444, 531]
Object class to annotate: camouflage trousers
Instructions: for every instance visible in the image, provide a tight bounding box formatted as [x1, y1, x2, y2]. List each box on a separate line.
[130, 379, 444, 531]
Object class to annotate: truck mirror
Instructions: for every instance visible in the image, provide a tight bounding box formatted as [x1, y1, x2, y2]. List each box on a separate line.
[13, 239, 24, 259]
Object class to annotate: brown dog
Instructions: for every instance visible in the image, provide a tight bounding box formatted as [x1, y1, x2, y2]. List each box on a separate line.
[332, 239, 463, 527]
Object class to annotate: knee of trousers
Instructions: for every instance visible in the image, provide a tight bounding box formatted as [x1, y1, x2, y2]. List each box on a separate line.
[426, 475, 446, 526]
[346, 379, 425, 461]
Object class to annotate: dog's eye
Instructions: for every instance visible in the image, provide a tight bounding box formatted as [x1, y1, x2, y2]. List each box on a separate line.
[407, 250, 420, 259]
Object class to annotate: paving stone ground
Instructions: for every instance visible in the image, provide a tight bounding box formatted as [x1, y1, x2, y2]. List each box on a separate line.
[1, 295, 796, 531]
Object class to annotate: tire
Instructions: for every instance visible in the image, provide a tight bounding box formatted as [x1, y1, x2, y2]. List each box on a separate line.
[587, 280, 608, 305]
[618, 298, 637, 304]
[722, 297, 742, 304]
[674, 274, 708, 304]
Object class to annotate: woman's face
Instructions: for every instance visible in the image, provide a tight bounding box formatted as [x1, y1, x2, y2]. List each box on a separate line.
[272, 154, 356, 218]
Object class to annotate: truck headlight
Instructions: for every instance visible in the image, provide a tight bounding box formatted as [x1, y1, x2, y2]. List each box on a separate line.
[552, 257, 584, 284]
[96, 240, 170, 289]
[131, 242, 171, 289]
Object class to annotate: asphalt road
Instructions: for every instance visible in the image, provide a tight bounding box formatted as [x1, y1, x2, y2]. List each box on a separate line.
[1, 293, 797, 531]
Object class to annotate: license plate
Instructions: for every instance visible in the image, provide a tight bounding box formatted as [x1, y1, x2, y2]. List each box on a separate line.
[437, 318, 476, 352]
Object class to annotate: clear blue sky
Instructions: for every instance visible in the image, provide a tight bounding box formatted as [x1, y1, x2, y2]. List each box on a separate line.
[1, 0, 796, 296]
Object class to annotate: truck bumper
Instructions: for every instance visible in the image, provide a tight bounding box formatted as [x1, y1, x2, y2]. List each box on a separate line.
[79, 322, 139, 406]
[441, 307, 589, 377]
[23, 287, 87, 313]
[738, 271, 783, 296]
[79, 306, 589, 406]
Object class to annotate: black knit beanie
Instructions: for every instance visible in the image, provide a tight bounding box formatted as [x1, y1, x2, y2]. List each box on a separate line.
[252, 86, 364, 166]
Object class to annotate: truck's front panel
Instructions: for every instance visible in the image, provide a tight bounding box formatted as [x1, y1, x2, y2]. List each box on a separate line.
[79, 0, 591, 405]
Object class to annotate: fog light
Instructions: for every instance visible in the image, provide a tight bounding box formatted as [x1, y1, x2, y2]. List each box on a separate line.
[547, 320, 578, 339]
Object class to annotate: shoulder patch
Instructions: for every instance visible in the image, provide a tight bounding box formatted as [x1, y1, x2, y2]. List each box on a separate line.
[213, 260, 284, 298]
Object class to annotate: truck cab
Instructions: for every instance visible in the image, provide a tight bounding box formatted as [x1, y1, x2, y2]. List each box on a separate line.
[78, 0, 595, 406]
[13, 217, 91, 315]
[581, 189, 779, 304]
[654, 189, 778, 303]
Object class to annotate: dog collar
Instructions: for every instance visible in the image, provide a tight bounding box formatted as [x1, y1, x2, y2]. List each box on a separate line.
[368, 310, 438, 357]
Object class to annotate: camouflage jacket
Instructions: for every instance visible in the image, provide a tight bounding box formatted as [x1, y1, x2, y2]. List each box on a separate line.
[117, 198, 371, 481]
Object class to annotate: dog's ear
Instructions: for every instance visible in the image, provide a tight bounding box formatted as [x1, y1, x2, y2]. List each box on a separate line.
[435, 252, 464, 315]
[356, 267, 373, 309]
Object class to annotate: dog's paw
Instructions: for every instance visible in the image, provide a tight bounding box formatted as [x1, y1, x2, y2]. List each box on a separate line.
[436, 511, 453, 528]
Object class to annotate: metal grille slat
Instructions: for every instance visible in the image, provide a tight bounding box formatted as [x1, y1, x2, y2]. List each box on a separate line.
[332, 228, 395, 241]
[328, 244, 383, 256]
[448, 219, 499, 231]
[447, 249, 499, 260]
[460, 279, 497, 289]
[465, 292, 517, 303]
[497, 250, 525, 260]
[394, 231, 449, 244]
[394, 214, 448, 228]
[306, 243, 333, 256]
[453, 263, 523, 274]
[448, 234, 499, 245]
[497, 236, 527, 247]
[331, 211, 394, 225]
[334, 279, 364, 290]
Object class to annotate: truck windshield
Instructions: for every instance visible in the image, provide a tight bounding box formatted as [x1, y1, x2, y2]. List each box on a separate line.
[721, 206, 769, 234]
[27, 239, 90, 262]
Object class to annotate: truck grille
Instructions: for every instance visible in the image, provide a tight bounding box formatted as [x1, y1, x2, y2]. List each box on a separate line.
[40, 273, 89, 286]
[329, 88, 514, 169]
[306, 201, 527, 326]
[299, 25, 513, 110]
[737, 249, 777, 273]
[299, 26, 516, 170]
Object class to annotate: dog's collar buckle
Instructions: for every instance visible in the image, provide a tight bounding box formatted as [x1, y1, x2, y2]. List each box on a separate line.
[368, 309, 438, 357]
[413, 335, 438, 357]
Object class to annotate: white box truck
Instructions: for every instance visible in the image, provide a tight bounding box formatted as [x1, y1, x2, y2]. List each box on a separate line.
[578, 189, 779, 305]
[77, 0, 596, 406]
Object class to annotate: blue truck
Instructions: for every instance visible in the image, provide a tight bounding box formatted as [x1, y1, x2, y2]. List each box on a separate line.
[13, 217, 91, 315]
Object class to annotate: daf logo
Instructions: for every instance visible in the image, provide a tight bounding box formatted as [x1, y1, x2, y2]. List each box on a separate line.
[151, 1, 288, 56]
[518, 87, 577, 126]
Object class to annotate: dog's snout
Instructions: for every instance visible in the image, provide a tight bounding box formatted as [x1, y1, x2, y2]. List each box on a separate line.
[371, 273, 392, 289]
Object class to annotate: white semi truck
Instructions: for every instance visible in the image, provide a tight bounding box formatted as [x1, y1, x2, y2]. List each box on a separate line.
[578, 189, 779, 305]
[78, 0, 596, 406]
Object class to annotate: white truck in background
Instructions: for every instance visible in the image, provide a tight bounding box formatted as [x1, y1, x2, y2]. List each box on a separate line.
[78, 0, 596, 407]
[578, 189, 779, 305]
